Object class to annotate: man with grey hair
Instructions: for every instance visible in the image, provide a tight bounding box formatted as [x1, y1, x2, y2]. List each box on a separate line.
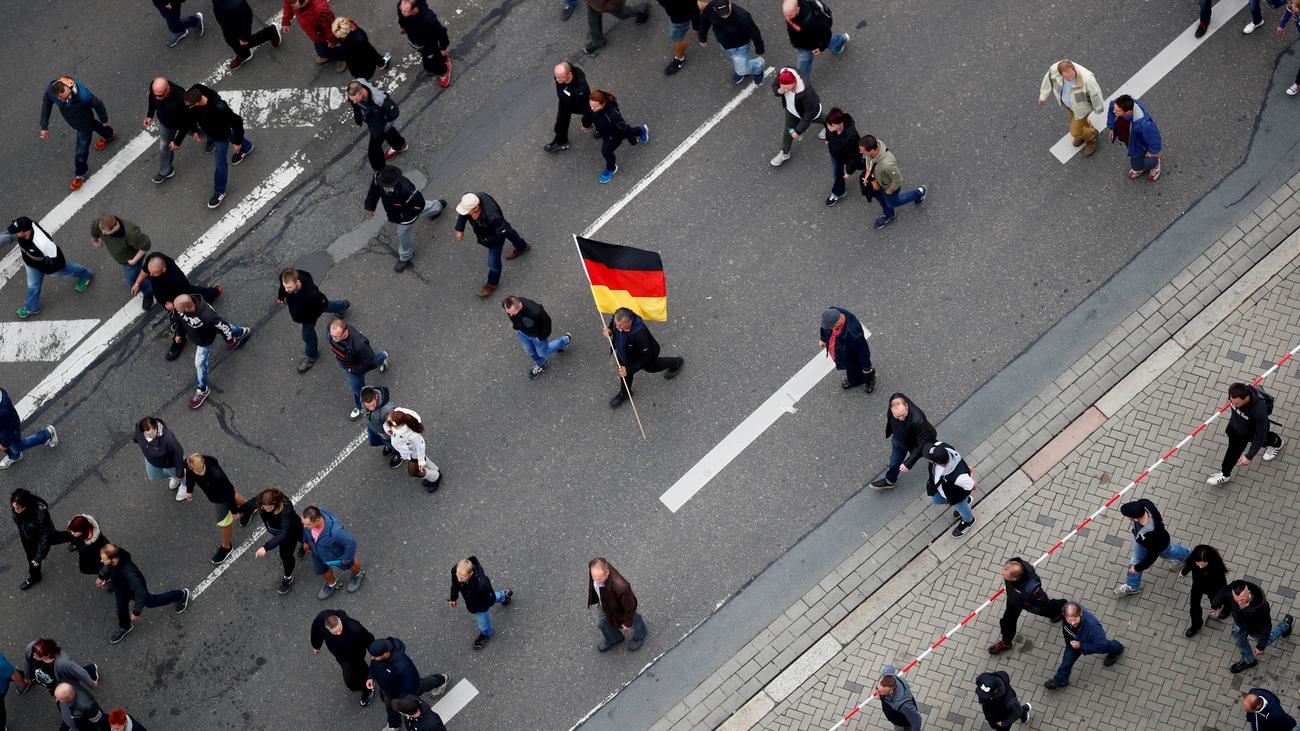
[54, 681, 109, 730]
[171, 293, 250, 409]
[604, 307, 683, 409]
[347, 79, 406, 171]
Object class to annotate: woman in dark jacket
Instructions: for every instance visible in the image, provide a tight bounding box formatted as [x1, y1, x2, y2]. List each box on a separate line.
[237, 488, 303, 595]
[11, 488, 68, 590]
[66, 514, 110, 583]
[332, 17, 389, 80]
[870, 393, 937, 489]
[588, 90, 650, 184]
[823, 107, 862, 206]
[1180, 544, 1229, 637]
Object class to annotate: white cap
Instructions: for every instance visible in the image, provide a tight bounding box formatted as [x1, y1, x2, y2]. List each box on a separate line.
[455, 193, 480, 216]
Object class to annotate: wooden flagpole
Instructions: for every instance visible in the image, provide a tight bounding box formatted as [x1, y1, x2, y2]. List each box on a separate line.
[573, 235, 647, 439]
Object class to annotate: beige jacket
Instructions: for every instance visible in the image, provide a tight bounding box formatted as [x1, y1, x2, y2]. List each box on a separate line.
[1038, 61, 1105, 118]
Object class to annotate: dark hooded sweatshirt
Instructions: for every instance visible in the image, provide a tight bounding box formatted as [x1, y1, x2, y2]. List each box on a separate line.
[877, 665, 923, 729]
[974, 671, 1022, 726]
[132, 418, 184, 470]
[784, 0, 833, 50]
[1227, 386, 1275, 459]
[699, 2, 764, 53]
[310, 610, 375, 665]
[1124, 499, 1171, 572]
[368, 638, 423, 699]
[1212, 581, 1277, 648]
[826, 112, 863, 168]
[398, 0, 450, 51]
[884, 393, 937, 469]
[187, 85, 244, 143]
[609, 314, 661, 372]
[1246, 687, 1297, 731]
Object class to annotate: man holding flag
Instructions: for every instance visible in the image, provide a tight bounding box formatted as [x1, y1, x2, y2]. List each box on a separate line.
[604, 308, 683, 408]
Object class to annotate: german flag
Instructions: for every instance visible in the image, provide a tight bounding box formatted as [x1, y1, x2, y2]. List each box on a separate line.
[575, 236, 667, 321]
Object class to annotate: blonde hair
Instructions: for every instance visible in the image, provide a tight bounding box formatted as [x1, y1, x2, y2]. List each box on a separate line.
[186, 453, 205, 471]
[332, 17, 356, 38]
[456, 559, 474, 575]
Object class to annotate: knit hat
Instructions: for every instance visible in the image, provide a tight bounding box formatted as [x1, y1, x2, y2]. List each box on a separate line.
[455, 193, 480, 216]
[367, 638, 394, 657]
[1118, 501, 1145, 519]
[777, 69, 796, 86]
[820, 308, 842, 331]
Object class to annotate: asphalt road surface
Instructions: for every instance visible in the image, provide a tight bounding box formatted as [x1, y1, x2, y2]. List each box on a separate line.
[3, 0, 1300, 729]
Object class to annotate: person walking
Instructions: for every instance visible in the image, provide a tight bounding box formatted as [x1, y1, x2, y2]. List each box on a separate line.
[782, 0, 847, 80]
[360, 387, 401, 468]
[144, 77, 197, 185]
[823, 107, 863, 207]
[151, 0, 205, 47]
[1037, 60, 1104, 158]
[334, 17, 391, 80]
[1242, 689, 1297, 730]
[448, 556, 514, 650]
[1113, 497, 1192, 597]
[212, 0, 282, 71]
[364, 165, 446, 272]
[398, 0, 453, 87]
[698, 0, 765, 86]
[311, 609, 377, 706]
[657, 0, 699, 75]
[1180, 544, 1229, 638]
[384, 408, 442, 492]
[584, 0, 652, 55]
[11, 489, 70, 591]
[503, 295, 571, 379]
[108, 708, 150, 731]
[987, 557, 1066, 655]
[97, 544, 191, 644]
[544, 62, 595, 153]
[367, 638, 450, 729]
[587, 557, 648, 652]
[1043, 601, 1123, 689]
[1105, 94, 1162, 182]
[925, 442, 977, 537]
[1210, 579, 1294, 673]
[0, 386, 57, 470]
[236, 488, 304, 595]
[392, 696, 447, 731]
[1244, 0, 1286, 33]
[171, 293, 252, 409]
[134, 251, 222, 360]
[453, 192, 531, 298]
[589, 89, 650, 183]
[90, 213, 155, 310]
[132, 416, 187, 498]
[55, 682, 110, 731]
[328, 318, 390, 420]
[605, 306, 684, 409]
[874, 666, 923, 729]
[348, 80, 405, 172]
[1281, 2, 1300, 95]
[20, 638, 99, 697]
[183, 453, 250, 564]
[868, 393, 935, 490]
[4, 216, 94, 319]
[185, 84, 254, 208]
[301, 505, 366, 599]
[39, 76, 117, 190]
[276, 267, 350, 372]
[858, 135, 928, 230]
[281, 0, 344, 68]
[1206, 382, 1283, 485]
[818, 306, 875, 394]
[0, 651, 21, 731]
[67, 515, 112, 587]
[976, 671, 1031, 729]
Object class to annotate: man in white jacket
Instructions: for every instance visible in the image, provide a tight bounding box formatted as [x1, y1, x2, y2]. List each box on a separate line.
[4, 216, 94, 319]
[1038, 59, 1105, 158]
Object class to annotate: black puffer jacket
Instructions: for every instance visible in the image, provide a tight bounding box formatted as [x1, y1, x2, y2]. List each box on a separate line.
[13, 497, 61, 564]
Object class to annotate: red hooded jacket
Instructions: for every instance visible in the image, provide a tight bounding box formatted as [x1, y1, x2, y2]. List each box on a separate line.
[282, 0, 336, 44]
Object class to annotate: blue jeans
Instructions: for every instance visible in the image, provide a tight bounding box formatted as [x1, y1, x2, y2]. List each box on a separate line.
[123, 261, 153, 300]
[877, 188, 923, 220]
[931, 493, 973, 523]
[313, 40, 347, 60]
[212, 138, 253, 196]
[301, 301, 350, 359]
[25, 262, 94, 312]
[473, 591, 509, 637]
[366, 428, 391, 448]
[1125, 540, 1191, 590]
[195, 325, 246, 389]
[597, 611, 647, 645]
[883, 439, 909, 484]
[1051, 640, 1124, 685]
[1, 427, 53, 460]
[73, 121, 114, 177]
[1129, 155, 1158, 173]
[343, 353, 387, 408]
[1250, 0, 1286, 24]
[486, 231, 528, 285]
[725, 44, 765, 78]
[144, 458, 182, 481]
[518, 331, 570, 367]
[794, 36, 846, 78]
[155, 3, 200, 34]
[1233, 617, 1292, 662]
[830, 158, 846, 198]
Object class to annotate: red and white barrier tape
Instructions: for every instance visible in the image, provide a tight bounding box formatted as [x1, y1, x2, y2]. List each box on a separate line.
[827, 342, 1300, 730]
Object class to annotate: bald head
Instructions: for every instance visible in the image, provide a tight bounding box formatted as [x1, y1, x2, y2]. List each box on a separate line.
[553, 62, 573, 84]
[54, 683, 76, 702]
[146, 256, 166, 276]
[173, 294, 194, 312]
[782, 0, 798, 19]
[151, 77, 170, 96]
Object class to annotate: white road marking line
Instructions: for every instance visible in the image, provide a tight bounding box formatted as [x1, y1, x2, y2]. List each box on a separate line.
[0, 319, 101, 362]
[1050, 0, 1245, 163]
[431, 680, 480, 722]
[15, 159, 305, 418]
[223, 87, 347, 128]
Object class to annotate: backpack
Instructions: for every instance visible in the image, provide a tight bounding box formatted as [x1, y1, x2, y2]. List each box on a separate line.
[1253, 386, 1275, 415]
[806, 0, 832, 24]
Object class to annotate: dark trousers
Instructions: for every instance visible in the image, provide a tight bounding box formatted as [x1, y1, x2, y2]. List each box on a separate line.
[622, 357, 682, 389]
[599, 128, 641, 170]
[1050, 640, 1124, 685]
[276, 523, 304, 577]
[301, 301, 350, 359]
[1199, 0, 1211, 24]
[553, 98, 594, 145]
[337, 657, 369, 693]
[484, 231, 528, 285]
[381, 675, 446, 727]
[367, 125, 406, 171]
[597, 612, 647, 645]
[113, 587, 186, 628]
[1188, 583, 1224, 631]
[73, 122, 115, 177]
[881, 703, 912, 729]
[416, 45, 448, 75]
[883, 439, 909, 483]
[1222, 429, 1281, 475]
[156, 4, 201, 33]
[999, 600, 1067, 644]
[587, 1, 649, 46]
[1250, 0, 1285, 24]
[24, 532, 72, 582]
[227, 24, 277, 59]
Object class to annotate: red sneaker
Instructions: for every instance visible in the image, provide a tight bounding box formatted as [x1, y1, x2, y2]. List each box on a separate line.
[383, 148, 398, 161]
[438, 59, 453, 88]
[228, 55, 245, 71]
[93, 132, 117, 151]
[69, 176, 85, 191]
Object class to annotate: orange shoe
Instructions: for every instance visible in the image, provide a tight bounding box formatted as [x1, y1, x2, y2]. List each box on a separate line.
[69, 176, 85, 191]
[93, 132, 118, 151]
[438, 59, 453, 88]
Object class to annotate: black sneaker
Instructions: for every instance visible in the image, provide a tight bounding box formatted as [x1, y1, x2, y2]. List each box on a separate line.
[664, 357, 684, 379]
[825, 194, 842, 207]
[543, 141, 571, 153]
[473, 633, 490, 650]
[141, 296, 155, 311]
[502, 589, 513, 606]
[382, 446, 395, 457]
[212, 545, 232, 564]
[951, 520, 973, 537]
[423, 472, 442, 493]
[238, 509, 253, 528]
[1042, 679, 1066, 690]
[87, 663, 100, 684]
[529, 363, 546, 380]
[584, 41, 605, 55]
[389, 453, 404, 469]
[394, 258, 411, 273]
[175, 587, 192, 613]
[109, 625, 133, 644]
[609, 390, 629, 409]
[752, 71, 764, 86]
[166, 338, 186, 361]
[360, 687, 376, 706]
[665, 57, 686, 75]
[560, 2, 576, 20]
[230, 145, 252, 165]
[1103, 647, 1123, 666]
[277, 575, 294, 595]
[868, 478, 896, 490]
[208, 193, 225, 209]
[1230, 659, 1258, 673]
[151, 170, 175, 184]
[204, 140, 216, 154]
[874, 214, 895, 230]
[1283, 614, 1294, 638]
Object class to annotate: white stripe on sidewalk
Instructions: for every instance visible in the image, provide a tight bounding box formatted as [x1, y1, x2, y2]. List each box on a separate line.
[1050, 0, 1245, 163]
[0, 319, 101, 362]
[431, 680, 480, 722]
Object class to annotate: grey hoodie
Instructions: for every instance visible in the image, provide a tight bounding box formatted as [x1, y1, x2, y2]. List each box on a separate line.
[878, 665, 923, 729]
[22, 642, 95, 692]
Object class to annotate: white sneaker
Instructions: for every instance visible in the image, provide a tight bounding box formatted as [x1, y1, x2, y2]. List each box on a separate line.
[1289, 83, 1300, 96]
[1263, 439, 1283, 461]
[0, 454, 18, 470]
[174, 484, 188, 502]
[168, 475, 183, 490]
[817, 127, 827, 140]
[1205, 471, 1232, 485]
[1021, 703, 1032, 724]
[1114, 583, 1141, 597]
[1244, 20, 1262, 33]
[46, 425, 58, 447]
[770, 151, 791, 167]
[348, 407, 364, 421]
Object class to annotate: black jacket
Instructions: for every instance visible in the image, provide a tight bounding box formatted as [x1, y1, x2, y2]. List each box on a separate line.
[277, 270, 329, 323]
[350, 80, 400, 137]
[329, 325, 380, 374]
[657, 0, 700, 23]
[188, 85, 244, 142]
[311, 610, 375, 664]
[1212, 581, 1276, 647]
[591, 102, 636, 141]
[1002, 557, 1054, 614]
[454, 193, 513, 248]
[448, 556, 499, 614]
[13, 497, 60, 564]
[364, 171, 427, 224]
[212, 0, 255, 42]
[509, 298, 552, 339]
[142, 252, 200, 306]
[369, 637, 422, 699]
[1227, 386, 1275, 458]
[1125, 499, 1171, 572]
[699, 2, 764, 53]
[1247, 688, 1297, 731]
[827, 113, 863, 168]
[883, 393, 936, 470]
[784, 0, 833, 50]
[146, 80, 192, 145]
[610, 314, 661, 372]
[236, 498, 302, 552]
[184, 454, 239, 505]
[399, 699, 448, 731]
[132, 417, 185, 470]
[6, 222, 67, 274]
[772, 71, 822, 135]
[172, 296, 238, 347]
[1180, 554, 1228, 596]
[341, 27, 385, 80]
[925, 442, 973, 504]
[98, 549, 154, 616]
[974, 671, 1022, 726]
[69, 515, 109, 576]
[555, 65, 592, 111]
[819, 307, 871, 373]
[398, 0, 450, 50]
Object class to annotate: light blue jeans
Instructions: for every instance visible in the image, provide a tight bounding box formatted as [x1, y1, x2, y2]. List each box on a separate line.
[395, 200, 444, 262]
[144, 458, 183, 481]
[932, 493, 973, 523]
[195, 325, 247, 389]
[518, 332, 570, 367]
[1126, 540, 1191, 590]
[794, 34, 847, 78]
[25, 262, 94, 312]
[2, 427, 53, 460]
[725, 44, 764, 78]
[473, 591, 509, 636]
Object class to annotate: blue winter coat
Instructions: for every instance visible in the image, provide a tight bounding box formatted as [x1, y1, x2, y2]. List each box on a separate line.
[39, 77, 107, 132]
[1106, 99, 1161, 159]
[304, 509, 357, 567]
[1060, 604, 1112, 655]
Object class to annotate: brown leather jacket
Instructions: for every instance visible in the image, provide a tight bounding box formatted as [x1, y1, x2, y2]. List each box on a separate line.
[587, 564, 638, 627]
